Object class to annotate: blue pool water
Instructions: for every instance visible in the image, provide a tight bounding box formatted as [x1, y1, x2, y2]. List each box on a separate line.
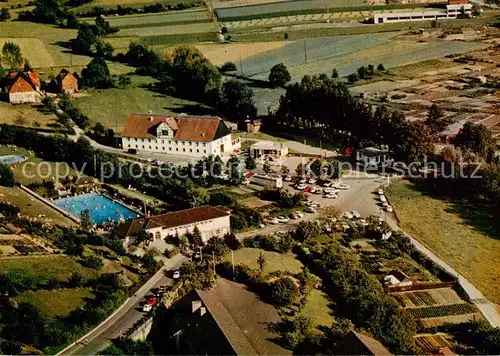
[55, 193, 140, 225]
[0, 155, 28, 165]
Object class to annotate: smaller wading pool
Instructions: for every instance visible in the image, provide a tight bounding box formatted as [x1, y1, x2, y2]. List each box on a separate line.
[0, 155, 28, 165]
[55, 192, 140, 225]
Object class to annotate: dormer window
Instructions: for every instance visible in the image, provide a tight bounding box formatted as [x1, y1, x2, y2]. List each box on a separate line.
[161, 130, 169, 136]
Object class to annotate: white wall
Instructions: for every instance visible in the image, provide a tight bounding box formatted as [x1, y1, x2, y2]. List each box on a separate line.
[146, 215, 231, 243]
[9, 92, 42, 104]
[122, 134, 234, 158]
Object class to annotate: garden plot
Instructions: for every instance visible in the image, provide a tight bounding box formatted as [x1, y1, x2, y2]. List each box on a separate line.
[418, 313, 482, 328]
[407, 303, 478, 320]
[392, 288, 464, 308]
[414, 333, 453, 354]
[0, 234, 48, 256]
[215, 0, 366, 20]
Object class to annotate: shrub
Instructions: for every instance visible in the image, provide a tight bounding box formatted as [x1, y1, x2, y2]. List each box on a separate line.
[270, 277, 299, 306]
[0, 164, 15, 186]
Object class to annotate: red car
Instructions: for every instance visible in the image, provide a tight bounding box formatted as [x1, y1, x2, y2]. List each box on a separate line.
[146, 297, 159, 306]
[303, 185, 312, 193]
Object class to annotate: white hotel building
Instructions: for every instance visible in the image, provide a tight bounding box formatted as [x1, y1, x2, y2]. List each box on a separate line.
[121, 114, 241, 158]
[374, 2, 472, 24]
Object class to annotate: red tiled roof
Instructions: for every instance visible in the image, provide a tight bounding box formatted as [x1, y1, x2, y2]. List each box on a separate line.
[8, 76, 37, 94]
[121, 114, 230, 142]
[116, 206, 231, 237]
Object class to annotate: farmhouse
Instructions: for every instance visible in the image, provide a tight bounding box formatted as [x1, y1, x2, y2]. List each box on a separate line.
[374, 0, 472, 24]
[153, 278, 291, 355]
[121, 113, 241, 158]
[249, 140, 288, 161]
[55, 69, 78, 94]
[116, 205, 231, 246]
[6, 71, 43, 104]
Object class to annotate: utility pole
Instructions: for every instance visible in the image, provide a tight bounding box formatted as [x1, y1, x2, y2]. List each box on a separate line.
[303, 39, 307, 63]
[231, 250, 235, 280]
[239, 57, 243, 76]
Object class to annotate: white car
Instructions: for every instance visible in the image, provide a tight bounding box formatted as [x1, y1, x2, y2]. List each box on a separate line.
[173, 271, 181, 279]
[386, 206, 393, 212]
[322, 181, 332, 187]
[337, 184, 350, 190]
[323, 187, 338, 194]
[294, 211, 304, 218]
[269, 217, 279, 224]
[284, 175, 292, 182]
[380, 195, 387, 203]
[382, 201, 389, 208]
[342, 211, 354, 219]
[377, 188, 384, 195]
[305, 206, 317, 213]
[323, 224, 332, 232]
[351, 210, 361, 219]
[277, 216, 290, 223]
[296, 183, 307, 190]
[324, 193, 337, 199]
[313, 187, 323, 195]
[142, 304, 153, 312]
[299, 179, 307, 184]
[357, 219, 369, 227]
[308, 178, 317, 184]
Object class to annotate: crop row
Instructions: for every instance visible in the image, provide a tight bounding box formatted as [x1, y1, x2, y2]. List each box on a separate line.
[407, 303, 478, 319]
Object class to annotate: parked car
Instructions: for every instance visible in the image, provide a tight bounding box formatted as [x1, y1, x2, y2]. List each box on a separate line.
[380, 195, 387, 203]
[357, 219, 369, 227]
[324, 193, 337, 199]
[386, 205, 393, 212]
[351, 210, 361, 218]
[323, 187, 338, 194]
[290, 213, 299, 220]
[303, 185, 313, 193]
[277, 216, 290, 223]
[323, 224, 332, 232]
[259, 223, 266, 229]
[194, 251, 201, 260]
[337, 183, 350, 190]
[284, 175, 292, 182]
[296, 183, 307, 190]
[377, 188, 384, 195]
[294, 211, 304, 218]
[308, 178, 317, 184]
[305, 206, 317, 213]
[173, 271, 181, 279]
[269, 217, 279, 224]
[143, 304, 153, 312]
[342, 211, 354, 219]
[322, 181, 333, 187]
[382, 201, 389, 208]
[299, 179, 307, 184]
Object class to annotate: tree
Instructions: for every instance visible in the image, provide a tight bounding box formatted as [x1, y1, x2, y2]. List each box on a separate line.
[280, 164, 289, 175]
[263, 161, 272, 175]
[257, 251, 266, 273]
[270, 277, 298, 306]
[40, 96, 56, 114]
[227, 156, 244, 185]
[347, 72, 359, 83]
[309, 159, 324, 178]
[118, 75, 131, 88]
[81, 57, 113, 89]
[269, 63, 291, 87]
[0, 8, 10, 22]
[1, 42, 23, 71]
[93, 122, 106, 136]
[95, 41, 114, 59]
[0, 164, 14, 187]
[219, 61, 237, 73]
[66, 12, 78, 28]
[357, 66, 370, 79]
[219, 79, 257, 123]
[367, 64, 375, 76]
[72, 24, 97, 54]
[191, 225, 202, 246]
[23, 59, 32, 72]
[472, 2, 481, 16]
[331, 68, 339, 78]
[426, 103, 449, 134]
[295, 162, 305, 177]
[80, 209, 93, 231]
[295, 221, 321, 242]
[81, 255, 104, 270]
[245, 155, 256, 170]
[32, 0, 65, 24]
[142, 252, 157, 274]
[454, 122, 495, 160]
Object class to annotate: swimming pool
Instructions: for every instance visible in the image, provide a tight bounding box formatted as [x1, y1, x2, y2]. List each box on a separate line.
[0, 155, 28, 165]
[55, 192, 140, 225]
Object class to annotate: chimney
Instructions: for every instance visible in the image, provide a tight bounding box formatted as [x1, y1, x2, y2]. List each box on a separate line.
[200, 307, 206, 316]
[192, 300, 202, 313]
[148, 110, 153, 121]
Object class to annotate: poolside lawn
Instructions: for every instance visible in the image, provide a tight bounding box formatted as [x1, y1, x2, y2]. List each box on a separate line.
[16, 288, 93, 320]
[229, 248, 304, 274]
[386, 181, 500, 303]
[0, 186, 75, 227]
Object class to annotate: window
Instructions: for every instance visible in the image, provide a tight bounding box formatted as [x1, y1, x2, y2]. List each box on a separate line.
[190, 149, 192, 152]
[161, 140, 164, 144]
[182, 141, 185, 145]
[161, 130, 169, 136]
[204, 150, 206, 153]
[183, 148, 185, 152]
[163, 147, 165, 150]
[216, 229, 220, 234]
[189, 142, 192, 146]
[176, 148, 179, 151]
[169, 147, 172, 151]
[169, 140, 172, 144]
[155, 146, 158, 150]
[142, 145, 145, 149]
[149, 146, 151, 149]
[197, 149, 199, 153]
[148, 138, 151, 142]
[203, 143, 206, 147]
[196, 142, 199, 146]
[136, 145, 138, 148]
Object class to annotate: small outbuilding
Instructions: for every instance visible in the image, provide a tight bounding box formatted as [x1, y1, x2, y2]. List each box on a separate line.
[56, 69, 79, 94]
[356, 147, 392, 169]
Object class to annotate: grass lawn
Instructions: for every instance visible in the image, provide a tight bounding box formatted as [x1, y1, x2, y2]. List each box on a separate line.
[235, 132, 288, 142]
[75, 0, 198, 11]
[0, 146, 83, 186]
[73, 87, 209, 133]
[230, 247, 303, 274]
[0, 256, 98, 283]
[0, 102, 63, 132]
[300, 289, 334, 328]
[386, 181, 500, 303]
[0, 186, 75, 227]
[16, 288, 93, 320]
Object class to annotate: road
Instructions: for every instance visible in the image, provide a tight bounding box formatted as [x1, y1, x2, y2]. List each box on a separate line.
[59, 254, 188, 355]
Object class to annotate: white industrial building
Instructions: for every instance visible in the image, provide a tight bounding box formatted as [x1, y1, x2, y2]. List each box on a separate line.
[121, 113, 241, 158]
[249, 140, 288, 161]
[374, 3, 472, 24]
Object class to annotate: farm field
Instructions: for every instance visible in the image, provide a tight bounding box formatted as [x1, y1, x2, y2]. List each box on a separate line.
[392, 288, 464, 308]
[0, 102, 63, 132]
[414, 333, 453, 354]
[215, 0, 367, 20]
[74, 0, 199, 11]
[195, 41, 290, 65]
[229, 247, 304, 274]
[239, 34, 487, 82]
[113, 21, 217, 37]
[0, 186, 75, 227]
[407, 303, 478, 319]
[73, 86, 208, 133]
[386, 181, 500, 303]
[16, 288, 93, 320]
[0, 256, 97, 283]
